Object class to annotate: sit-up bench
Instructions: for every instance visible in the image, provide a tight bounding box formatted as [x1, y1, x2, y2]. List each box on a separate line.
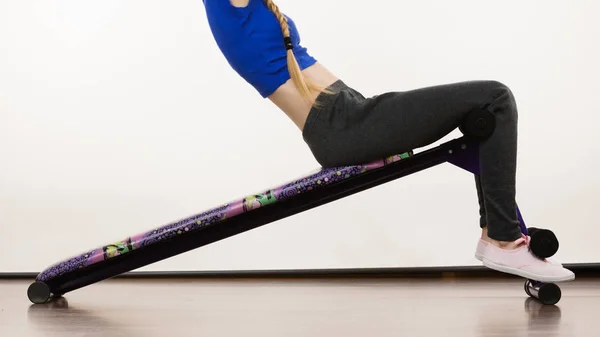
[27, 109, 562, 306]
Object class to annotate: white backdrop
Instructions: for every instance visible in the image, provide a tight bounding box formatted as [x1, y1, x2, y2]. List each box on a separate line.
[1, 0, 598, 273]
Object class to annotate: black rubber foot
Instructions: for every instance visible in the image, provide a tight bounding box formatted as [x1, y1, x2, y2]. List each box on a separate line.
[528, 227, 559, 259]
[537, 283, 562, 306]
[526, 280, 562, 306]
[27, 282, 51, 304]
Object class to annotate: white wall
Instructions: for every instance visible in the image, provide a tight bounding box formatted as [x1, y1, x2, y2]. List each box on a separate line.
[1, 0, 598, 273]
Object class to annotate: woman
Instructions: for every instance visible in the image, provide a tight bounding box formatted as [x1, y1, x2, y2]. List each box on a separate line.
[202, 0, 574, 282]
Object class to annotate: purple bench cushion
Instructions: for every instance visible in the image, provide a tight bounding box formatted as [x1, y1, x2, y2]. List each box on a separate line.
[36, 152, 412, 282]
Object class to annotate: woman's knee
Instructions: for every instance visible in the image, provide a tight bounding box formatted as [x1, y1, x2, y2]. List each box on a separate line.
[484, 80, 513, 97]
[485, 80, 518, 117]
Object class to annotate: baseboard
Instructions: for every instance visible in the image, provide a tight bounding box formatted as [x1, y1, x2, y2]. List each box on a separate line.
[2, 263, 600, 280]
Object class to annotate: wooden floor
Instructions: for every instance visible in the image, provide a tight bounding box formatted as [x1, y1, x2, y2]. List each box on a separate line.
[1, 277, 599, 337]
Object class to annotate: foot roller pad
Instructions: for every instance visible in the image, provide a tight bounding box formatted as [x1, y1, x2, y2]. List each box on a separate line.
[528, 227, 559, 259]
[459, 108, 496, 140]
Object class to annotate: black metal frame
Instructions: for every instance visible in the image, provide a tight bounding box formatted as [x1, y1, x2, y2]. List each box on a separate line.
[37, 137, 475, 298]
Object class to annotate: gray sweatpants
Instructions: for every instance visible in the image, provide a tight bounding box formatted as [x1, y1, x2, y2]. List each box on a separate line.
[302, 80, 522, 242]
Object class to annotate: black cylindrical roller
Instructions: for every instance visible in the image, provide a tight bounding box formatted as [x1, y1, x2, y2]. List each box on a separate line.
[524, 280, 562, 305]
[528, 227, 559, 259]
[27, 282, 52, 304]
[459, 108, 496, 140]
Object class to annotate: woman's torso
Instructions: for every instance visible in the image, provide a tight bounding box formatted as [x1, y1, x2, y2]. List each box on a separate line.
[203, 0, 339, 130]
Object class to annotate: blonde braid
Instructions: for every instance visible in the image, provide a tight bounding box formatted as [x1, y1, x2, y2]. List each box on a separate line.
[263, 0, 327, 105]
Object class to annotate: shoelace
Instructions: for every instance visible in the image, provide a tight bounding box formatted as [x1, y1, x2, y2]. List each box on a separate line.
[514, 234, 531, 248]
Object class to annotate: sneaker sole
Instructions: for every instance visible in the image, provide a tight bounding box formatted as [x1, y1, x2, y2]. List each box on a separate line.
[483, 259, 575, 283]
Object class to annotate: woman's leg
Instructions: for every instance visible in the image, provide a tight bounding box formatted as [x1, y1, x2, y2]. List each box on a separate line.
[306, 80, 522, 240]
[303, 80, 574, 282]
[475, 176, 487, 229]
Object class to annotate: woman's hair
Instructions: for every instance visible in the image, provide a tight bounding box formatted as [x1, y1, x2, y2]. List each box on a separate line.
[263, 0, 328, 105]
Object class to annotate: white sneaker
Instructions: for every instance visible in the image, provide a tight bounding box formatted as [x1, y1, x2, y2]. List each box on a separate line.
[475, 238, 563, 267]
[481, 235, 575, 283]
